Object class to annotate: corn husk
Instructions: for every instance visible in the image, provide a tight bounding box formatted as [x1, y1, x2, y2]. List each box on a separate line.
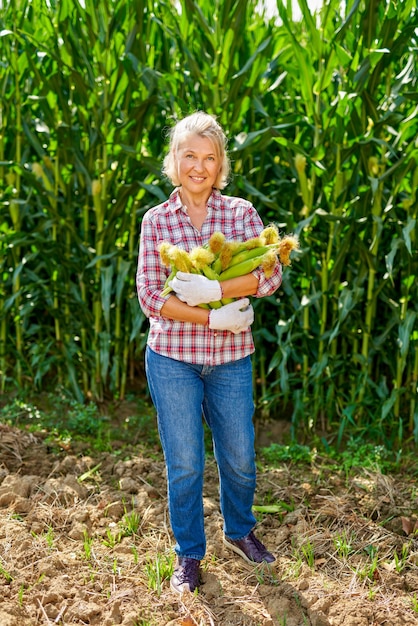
[159, 225, 299, 305]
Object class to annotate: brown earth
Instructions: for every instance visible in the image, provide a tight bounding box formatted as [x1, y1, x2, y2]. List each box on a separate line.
[0, 415, 418, 626]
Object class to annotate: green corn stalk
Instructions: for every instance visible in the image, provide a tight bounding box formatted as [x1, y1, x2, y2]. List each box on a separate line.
[92, 178, 105, 399]
[1, 0, 416, 442]
[8, 19, 23, 386]
[33, 158, 65, 385]
[0, 83, 6, 391]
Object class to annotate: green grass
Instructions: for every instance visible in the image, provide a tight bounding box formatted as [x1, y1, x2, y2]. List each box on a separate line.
[0, 391, 159, 454]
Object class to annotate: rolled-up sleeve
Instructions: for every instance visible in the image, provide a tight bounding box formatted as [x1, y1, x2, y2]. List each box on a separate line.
[252, 262, 282, 298]
[136, 213, 168, 318]
[242, 204, 283, 298]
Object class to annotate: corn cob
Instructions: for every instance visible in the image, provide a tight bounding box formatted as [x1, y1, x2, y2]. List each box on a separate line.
[160, 243, 194, 296]
[218, 254, 268, 281]
[158, 226, 299, 305]
[227, 244, 273, 268]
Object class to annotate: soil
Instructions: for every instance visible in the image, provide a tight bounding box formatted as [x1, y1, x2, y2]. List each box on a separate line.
[0, 410, 418, 626]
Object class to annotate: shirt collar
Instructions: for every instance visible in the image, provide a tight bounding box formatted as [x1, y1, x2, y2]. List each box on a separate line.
[168, 187, 222, 213]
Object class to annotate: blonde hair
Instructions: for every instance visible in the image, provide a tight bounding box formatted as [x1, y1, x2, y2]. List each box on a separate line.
[162, 111, 230, 189]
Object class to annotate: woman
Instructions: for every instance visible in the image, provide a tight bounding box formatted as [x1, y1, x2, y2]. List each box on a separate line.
[137, 111, 282, 594]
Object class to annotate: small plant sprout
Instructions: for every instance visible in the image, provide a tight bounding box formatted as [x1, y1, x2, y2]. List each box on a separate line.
[333, 529, 356, 559]
[368, 585, 377, 600]
[144, 552, 175, 596]
[44, 526, 55, 551]
[18, 584, 25, 606]
[0, 560, 13, 583]
[120, 499, 141, 537]
[277, 614, 288, 626]
[102, 526, 122, 548]
[254, 562, 279, 586]
[300, 540, 315, 569]
[82, 531, 94, 561]
[357, 545, 379, 581]
[131, 545, 139, 564]
[411, 593, 418, 614]
[394, 542, 410, 573]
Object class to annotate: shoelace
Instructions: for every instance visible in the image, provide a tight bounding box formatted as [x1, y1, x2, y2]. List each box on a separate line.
[247, 532, 269, 556]
[178, 560, 199, 584]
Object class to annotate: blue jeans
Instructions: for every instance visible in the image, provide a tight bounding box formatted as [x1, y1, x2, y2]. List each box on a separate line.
[145, 347, 257, 560]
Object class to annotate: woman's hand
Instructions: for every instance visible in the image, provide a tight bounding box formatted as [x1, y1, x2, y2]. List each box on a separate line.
[170, 272, 222, 306]
[208, 299, 254, 334]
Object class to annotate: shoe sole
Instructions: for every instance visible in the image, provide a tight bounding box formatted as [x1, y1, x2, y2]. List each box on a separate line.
[170, 582, 194, 596]
[170, 580, 197, 594]
[222, 536, 276, 565]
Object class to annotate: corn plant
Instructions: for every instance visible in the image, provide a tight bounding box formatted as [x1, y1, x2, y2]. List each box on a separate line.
[0, 0, 416, 449]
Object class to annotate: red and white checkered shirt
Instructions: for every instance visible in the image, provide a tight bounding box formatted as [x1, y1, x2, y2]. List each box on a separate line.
[136, 188, 282, 365]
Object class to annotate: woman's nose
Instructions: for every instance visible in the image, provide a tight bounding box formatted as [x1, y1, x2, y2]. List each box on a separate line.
[193, 159, 204, 171]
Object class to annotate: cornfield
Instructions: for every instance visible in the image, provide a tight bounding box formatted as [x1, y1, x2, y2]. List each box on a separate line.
[1, 0, 417, 448]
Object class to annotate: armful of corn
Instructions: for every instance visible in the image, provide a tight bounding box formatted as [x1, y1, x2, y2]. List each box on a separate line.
[159, 224, 299, 308]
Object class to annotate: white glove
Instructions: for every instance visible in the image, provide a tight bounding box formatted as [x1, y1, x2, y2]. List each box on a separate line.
[170, 271, 222, 306]
[209, 299, 254, 334]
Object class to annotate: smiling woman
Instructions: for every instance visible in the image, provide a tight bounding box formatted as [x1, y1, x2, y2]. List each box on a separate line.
[136, 111, 282, 594]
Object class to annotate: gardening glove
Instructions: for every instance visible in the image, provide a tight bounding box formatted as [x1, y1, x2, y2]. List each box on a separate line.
[208, 298, 254, 334]
[170, 271, 222, 306]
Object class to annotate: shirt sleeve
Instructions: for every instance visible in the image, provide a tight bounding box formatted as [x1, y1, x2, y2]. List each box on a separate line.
[242, 203, 283, 298]
[136, 211, 169, 318]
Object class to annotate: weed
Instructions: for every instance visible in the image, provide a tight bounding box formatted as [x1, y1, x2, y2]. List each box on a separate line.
[254, 562, 279, 586]
[144, 552, 175, 596]
[300, 540, 315, 569]
[393, 542, 410, 573]
[339, 439, 393, 475]
[261, 443, 313, 466]
[411, 594, 418, 613]
[282, 557, 302, 580]
[44, 526, 55, 551]
[0, 561, 13, 583]
[18, 584, 25, 606]
[357, 545, 379, 581]
[131, 545, 139, 564]
[0, 399, 43, 426]
[333, 529, 356, 559]
[120, 499, 141, 536]
[102, 527, 122, 548]
[82, 531, 94, 561]
[291, 536, 315, 569]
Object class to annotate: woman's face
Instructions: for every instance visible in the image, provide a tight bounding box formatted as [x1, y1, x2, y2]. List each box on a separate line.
[176, 134, 222, 197]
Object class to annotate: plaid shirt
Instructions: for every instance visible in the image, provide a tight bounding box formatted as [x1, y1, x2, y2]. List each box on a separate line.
[136, 188, 282, 365]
